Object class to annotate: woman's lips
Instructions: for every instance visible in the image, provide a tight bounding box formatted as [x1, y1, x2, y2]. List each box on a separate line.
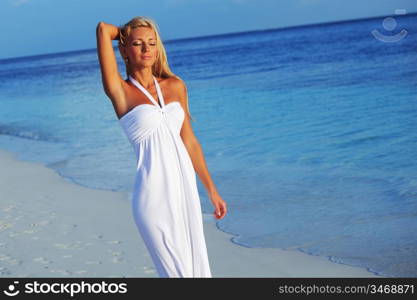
[141, 56, 152, 59]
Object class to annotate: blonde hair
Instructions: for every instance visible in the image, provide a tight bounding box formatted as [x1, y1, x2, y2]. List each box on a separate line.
[118, 16, 194, 122]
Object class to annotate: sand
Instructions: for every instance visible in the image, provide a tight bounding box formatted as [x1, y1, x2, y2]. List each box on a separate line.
[0, 149, 382, 278]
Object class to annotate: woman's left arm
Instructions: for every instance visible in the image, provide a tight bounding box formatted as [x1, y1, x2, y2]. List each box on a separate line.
[175, 78, 227, 220]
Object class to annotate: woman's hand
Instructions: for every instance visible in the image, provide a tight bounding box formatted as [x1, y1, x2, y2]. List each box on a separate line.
[96, 22, 120, 41]
[209, 191, 227, 220]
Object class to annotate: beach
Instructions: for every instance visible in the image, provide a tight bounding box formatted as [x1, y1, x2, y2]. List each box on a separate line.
[0, 148, 382, 278]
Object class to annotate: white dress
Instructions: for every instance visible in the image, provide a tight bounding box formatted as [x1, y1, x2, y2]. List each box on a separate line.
[118, 75, 212, 278]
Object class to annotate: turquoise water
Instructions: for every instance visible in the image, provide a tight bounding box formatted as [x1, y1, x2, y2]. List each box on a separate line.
[0, 13, 416, 277]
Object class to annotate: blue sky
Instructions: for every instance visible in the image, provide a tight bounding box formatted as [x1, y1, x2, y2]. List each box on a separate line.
[1, 0, 416, 60]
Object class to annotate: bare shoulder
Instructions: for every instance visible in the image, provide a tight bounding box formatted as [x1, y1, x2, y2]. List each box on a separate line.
[166, 76, 188, 103]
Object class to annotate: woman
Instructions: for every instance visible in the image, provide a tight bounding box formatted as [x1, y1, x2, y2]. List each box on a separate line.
[96, 16, 227, 278]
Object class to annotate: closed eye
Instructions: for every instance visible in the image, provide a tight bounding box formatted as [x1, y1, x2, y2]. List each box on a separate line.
[133, 43, 156, 46]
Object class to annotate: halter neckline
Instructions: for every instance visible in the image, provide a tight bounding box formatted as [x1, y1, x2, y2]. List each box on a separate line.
[128, 75, 165, 109]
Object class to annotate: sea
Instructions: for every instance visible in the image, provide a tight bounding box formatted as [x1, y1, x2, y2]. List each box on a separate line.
[0, 13, 416, 277]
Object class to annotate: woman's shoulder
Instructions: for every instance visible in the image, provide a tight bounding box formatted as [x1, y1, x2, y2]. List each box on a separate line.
[158, 75, 184, 86]
[163, 75, 186, 94]
[161, 76, 188, 107]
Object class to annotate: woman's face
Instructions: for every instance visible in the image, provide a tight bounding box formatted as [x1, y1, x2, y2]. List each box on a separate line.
[124, 27, 158, 69]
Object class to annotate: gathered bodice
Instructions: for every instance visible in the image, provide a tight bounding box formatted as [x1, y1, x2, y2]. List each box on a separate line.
[118, 75, 185, 146]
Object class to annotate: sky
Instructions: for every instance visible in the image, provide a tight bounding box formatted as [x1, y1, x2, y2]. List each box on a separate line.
[1, 0, 416, 60]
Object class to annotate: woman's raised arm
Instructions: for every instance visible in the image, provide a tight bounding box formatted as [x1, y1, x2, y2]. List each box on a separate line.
[96, 22, 125, 102]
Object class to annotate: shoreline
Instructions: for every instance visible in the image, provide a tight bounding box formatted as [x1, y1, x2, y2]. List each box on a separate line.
[0, 148, 383, 277]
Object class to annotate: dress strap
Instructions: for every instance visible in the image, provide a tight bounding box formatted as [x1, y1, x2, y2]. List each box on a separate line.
[128, 75, 165, 109]
[153, 76, 166, 108]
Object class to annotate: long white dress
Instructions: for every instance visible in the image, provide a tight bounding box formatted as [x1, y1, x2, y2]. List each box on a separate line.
[118, 75, 212, 278]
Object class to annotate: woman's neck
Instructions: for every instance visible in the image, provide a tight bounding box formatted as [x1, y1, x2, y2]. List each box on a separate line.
[130, 68, 154, 89]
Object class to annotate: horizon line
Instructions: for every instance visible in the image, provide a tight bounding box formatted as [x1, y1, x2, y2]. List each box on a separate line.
[1, 10, 415, 61]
